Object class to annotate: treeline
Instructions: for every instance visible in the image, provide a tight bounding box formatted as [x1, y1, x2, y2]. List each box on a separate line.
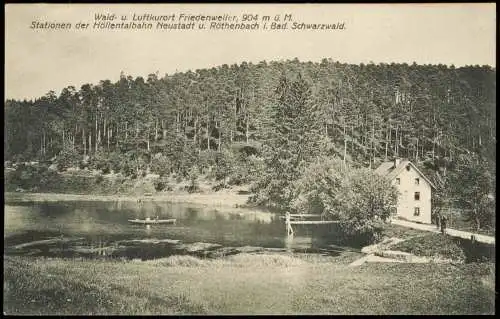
[5, 59, 496, 182]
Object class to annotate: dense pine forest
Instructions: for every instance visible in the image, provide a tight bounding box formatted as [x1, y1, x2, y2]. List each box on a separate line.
[4, 59, 496, 229]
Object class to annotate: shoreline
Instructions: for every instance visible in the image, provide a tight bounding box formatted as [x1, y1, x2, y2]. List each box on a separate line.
[4, 190, 252, 209]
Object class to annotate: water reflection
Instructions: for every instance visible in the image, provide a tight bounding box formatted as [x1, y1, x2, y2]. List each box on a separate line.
[4, 200, 340, 260]
[284, 235, 294, 253]
[186, 207, 198, 221]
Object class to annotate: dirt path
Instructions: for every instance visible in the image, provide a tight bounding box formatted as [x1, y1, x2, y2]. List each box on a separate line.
[391, 219, 495, 245]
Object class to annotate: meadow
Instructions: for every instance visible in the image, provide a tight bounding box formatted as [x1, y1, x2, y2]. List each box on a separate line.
[3, 253, 495, 315]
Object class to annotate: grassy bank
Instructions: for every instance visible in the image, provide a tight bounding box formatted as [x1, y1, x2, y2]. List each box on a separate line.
[3, 254, 495, 315]
[5, 166, 254, 209]
[391, 233, 467, 262]
[447, 217, 496, 237]
[381, 223, 429, 240]
[391, 233, 496, 263]
[5, 165, 252, 195]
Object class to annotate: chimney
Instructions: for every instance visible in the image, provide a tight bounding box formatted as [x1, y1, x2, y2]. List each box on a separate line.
[394, 158, 401, 168]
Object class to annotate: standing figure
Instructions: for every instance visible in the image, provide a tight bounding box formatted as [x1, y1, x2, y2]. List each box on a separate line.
[435, 211, 441, 230]
[285, 212, 294, 236]
[440, 214, 448, 235]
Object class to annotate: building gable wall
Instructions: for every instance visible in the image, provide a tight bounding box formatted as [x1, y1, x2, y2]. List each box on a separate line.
[391, 163, 432, 224]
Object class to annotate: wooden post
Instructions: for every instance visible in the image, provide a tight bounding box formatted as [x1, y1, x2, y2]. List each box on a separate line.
[285, 212, 289, 234]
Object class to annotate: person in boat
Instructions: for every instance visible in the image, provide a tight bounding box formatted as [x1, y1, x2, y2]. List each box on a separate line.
[155, 215, 159, 222]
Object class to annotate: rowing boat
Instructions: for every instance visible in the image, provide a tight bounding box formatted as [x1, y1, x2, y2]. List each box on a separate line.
[128, 218, 176, 225]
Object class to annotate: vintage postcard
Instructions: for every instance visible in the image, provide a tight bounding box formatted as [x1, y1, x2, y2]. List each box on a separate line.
[4, 3, 496, 315]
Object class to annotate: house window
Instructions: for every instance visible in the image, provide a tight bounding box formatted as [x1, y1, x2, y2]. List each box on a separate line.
[406, 165, 411, 171]
[414, 207, 420, 216]
[415, 178, 420, 185]
[395, 178, 400, 185]
[414, 192, 420, 201]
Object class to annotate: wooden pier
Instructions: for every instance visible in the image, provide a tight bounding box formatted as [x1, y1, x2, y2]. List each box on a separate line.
[284, 212, 338, 236]
[289, 220, 340, 225]
[289, 214, 322, 218]
[280, 214, 322, 220]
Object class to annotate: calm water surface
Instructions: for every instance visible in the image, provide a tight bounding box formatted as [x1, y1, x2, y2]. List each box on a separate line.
[4, 200, 343, 259]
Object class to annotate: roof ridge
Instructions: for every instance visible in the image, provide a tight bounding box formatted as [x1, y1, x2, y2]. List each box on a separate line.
[374, 160, 436, 189]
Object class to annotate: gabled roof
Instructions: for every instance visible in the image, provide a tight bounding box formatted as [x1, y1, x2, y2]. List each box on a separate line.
[374, 160, 436, 189]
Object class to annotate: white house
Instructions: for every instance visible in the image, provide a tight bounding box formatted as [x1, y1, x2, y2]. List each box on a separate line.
[374, 158, 435, 224]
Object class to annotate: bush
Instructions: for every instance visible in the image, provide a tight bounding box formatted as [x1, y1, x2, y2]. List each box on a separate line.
[228, 171, 245, 186]
[56, 162, 66, 172]
[107, 152, 123, 173]
[120, 162, 135, 177]
[292, 156, 398, 245]
[198, 150, 217, 174]
[212, 182, 228, 192]
[338, 220, 385, 247]
[5, 163, 61, 192]
[57, 145, 81, 171]
[231, 155, 263, 185]
[391, 234, 466, 262]
[95, 174, 104, 184]
[12, 153, 27, 163]
[101, 165, 110, 175]
[185, 166, 200, 193]
[150, 154, 172, 177]
[214, 150, 235, 182]
[153, 179, 171, 192]
[78, 161, 88, 170]
[175, 174, 183, 183]
[39, 167, 60, 190]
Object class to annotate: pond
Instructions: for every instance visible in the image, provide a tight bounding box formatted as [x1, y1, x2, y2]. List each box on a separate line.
[4, 200, 348, 260]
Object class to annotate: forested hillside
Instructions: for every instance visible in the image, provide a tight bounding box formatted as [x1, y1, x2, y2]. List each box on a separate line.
[5, 59, 496, 222]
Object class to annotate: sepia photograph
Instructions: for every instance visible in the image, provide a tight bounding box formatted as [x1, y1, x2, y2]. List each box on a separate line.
[4, 3, 496, 315]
